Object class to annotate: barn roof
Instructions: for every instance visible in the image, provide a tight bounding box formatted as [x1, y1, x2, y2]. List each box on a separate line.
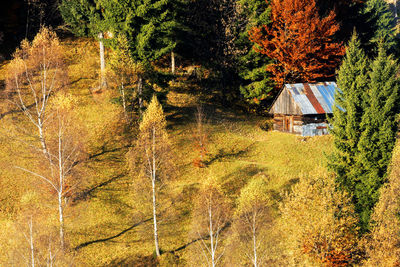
[271, 82, 339, 115]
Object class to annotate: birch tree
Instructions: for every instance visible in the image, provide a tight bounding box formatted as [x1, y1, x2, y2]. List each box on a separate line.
[230, 177, 274, 266]
[6, 27, 66, 158]
[24, 217, 36, 267]
[134, 95, 171, 257]
[10, 211, 71, 266]
[6, 28, 80, 250]
[190, 180, 231, 267]
[108, 35, 144, 118]
[14, 93, 82, 251]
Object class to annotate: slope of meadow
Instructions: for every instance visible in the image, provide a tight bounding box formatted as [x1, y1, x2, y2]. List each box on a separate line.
[0, 37, 334, 266]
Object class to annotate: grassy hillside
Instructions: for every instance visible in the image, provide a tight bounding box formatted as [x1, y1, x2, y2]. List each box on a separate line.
[0, 37, 334, 266]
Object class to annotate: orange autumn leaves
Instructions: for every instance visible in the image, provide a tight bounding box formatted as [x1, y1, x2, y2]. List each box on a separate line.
[250, 0, 344, 88]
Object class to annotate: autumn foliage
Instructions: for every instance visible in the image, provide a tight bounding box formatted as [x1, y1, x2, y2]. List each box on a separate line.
[279, 174, 360, 266]
[249, 0, 344, 88]
[364, 145, 400, 266]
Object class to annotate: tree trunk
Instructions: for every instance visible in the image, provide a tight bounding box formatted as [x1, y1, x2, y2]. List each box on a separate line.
[252, 213, 258, 267]
[120, 83, 128, 120]
[58, 192, 65, 250]
[138, 75, 143, 113]
[152, 127, 161, 257]
[171, 51, 175, 74]
[98, 32, 107, 89]
[209, 202, 216, 267]
[38, 119, 48, 158]
[48, 245, 54, 267]
[152, 177, 160, 256]
[58, 131, 65, 250]
[29, 219, 35, 267]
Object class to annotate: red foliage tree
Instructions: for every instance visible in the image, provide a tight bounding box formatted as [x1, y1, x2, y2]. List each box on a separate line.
[249, 0, 345, 88]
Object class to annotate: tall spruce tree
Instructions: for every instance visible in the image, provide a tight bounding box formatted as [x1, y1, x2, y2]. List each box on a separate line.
[99, 0, 181, 64]
[329, 33, 369, 199]
[236, 0, 274, 105]
[361, 0, 397, 53]
[354, 45, 400, 231]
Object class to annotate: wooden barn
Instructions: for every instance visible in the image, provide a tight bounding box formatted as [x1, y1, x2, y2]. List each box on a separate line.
[269, 82, 339, 136]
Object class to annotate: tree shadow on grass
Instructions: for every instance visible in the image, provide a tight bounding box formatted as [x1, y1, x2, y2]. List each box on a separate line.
[165, 106, 196, 129]
[204, 143, 254, 167]
[75, 218, 152, 251]
[267, 177, 300, 204]
[108, 255, 158, 267]
[220, 164, 269, 199]
[164, 102, 250, 130]
[71, 173, 125, 204]
[281, 177, 300, 194]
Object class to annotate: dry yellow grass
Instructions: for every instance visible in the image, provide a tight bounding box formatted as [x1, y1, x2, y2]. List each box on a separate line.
[0, 37, 335, 266]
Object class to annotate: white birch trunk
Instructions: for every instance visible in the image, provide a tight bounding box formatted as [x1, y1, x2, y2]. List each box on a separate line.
[171, 51, 175, 74]
[58, 192, 65, 250]
[138, 76, 143, 113]
[29, 219, 35, 267]
[58, 132, 65, 250]
[152, 177, 160, 256]
[252, 213, 258, 267]
[48, 241, 54, 267]
[98, 32, 106, 88]
[38, 119, 48, 158]
[209, 202, 216, 267]
[151, 127, 161, 257]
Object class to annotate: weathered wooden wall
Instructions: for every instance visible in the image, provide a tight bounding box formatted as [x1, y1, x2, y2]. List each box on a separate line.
[273, 114, 303, 134]
[273, 114, 329, 136]
[270, 88, 302, 115]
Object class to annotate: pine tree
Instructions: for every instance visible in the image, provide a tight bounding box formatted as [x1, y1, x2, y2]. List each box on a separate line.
[236, 0, 274, 105]
[59, 0, 101, 37]
[329, 33, 369, 197]
[362, 0, 397, 53]
[99, 0, 182, 64]
[354, 45, 400, 231]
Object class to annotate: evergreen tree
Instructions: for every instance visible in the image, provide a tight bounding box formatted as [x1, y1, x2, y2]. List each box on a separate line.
[354, 45, 400, 231]
[329, 33, 369, 202]
[59, 0, 108, 87]
[59, 0, 102, 37]
[99, 0, 184, 110]
[182, 0, 243, 105]
[99, 0, 182, 65]
[316, 0, 364, 42]
[236, 0, 274, 105]
[361, 0, 397, 53]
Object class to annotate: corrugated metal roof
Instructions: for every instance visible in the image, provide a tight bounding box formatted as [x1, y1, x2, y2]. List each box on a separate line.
[285, 82, 338, 115]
